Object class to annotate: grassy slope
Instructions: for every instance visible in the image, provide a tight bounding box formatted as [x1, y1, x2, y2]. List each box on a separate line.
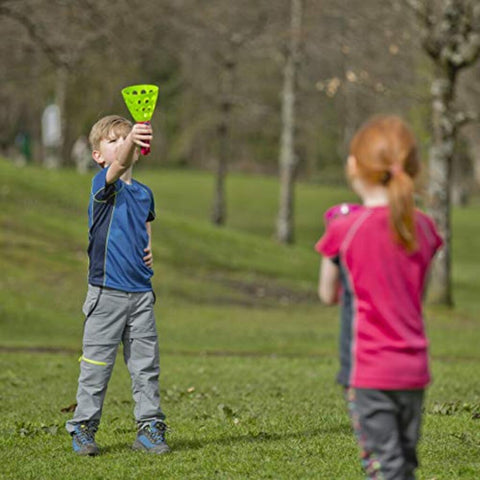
[1, 159, 479, 479]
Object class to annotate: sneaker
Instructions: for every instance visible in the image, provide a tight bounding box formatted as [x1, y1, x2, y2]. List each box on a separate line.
[132, 420, 170, 454]
[71, 422, 99, 456]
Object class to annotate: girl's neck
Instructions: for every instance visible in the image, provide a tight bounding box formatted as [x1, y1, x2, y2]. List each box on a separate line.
[358, 184, 389, 207]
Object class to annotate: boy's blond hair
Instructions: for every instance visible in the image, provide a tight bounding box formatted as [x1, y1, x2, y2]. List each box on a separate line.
[89, 115, 132, 151]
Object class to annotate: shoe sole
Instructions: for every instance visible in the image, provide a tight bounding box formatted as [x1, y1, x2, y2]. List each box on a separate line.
[74, 447, 99, 456]
[132, 439, 171, 454]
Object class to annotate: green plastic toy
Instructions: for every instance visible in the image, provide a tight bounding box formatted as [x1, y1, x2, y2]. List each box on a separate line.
[121, 84, 159, 155]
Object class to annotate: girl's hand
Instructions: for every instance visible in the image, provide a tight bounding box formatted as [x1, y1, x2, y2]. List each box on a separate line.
[143, 246, 153, 268]
[318, 257, 340, 305]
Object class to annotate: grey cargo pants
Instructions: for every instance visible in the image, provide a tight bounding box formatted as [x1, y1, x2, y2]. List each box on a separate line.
[346, 387, 424, 480]
[66, 285, 165, 433]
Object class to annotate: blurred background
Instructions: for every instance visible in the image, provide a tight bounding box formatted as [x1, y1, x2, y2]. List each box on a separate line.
[1, 0, 478, 180]
[1, 0, 479, 305]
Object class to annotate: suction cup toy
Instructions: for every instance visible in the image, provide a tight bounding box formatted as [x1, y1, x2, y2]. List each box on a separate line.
[121, 84, 159, 155]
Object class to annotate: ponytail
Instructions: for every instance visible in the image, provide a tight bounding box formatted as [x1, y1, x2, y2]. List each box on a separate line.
[386, 169, 417, 251]
[350, 115, 420, 252]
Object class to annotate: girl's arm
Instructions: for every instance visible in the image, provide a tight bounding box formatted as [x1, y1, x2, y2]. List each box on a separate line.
[318, 257, 340, 305]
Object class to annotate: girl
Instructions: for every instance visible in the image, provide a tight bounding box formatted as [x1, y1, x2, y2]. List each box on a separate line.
[315, 115, 443, 479]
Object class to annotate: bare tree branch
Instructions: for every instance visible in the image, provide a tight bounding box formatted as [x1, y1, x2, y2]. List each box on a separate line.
[405, 0, 434, 26]
[455, 110, 479, 127]
[405, 0, 441, 58]
[0, 4, 67, 68]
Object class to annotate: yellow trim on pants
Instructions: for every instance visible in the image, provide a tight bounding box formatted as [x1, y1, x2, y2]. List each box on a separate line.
[78, 355, 107, 366]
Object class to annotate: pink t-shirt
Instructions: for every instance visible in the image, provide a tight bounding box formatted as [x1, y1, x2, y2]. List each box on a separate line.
[316, 206, 443, 390]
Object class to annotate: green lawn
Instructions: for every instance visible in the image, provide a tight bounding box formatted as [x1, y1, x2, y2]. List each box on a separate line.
[1, 159, 479, 479]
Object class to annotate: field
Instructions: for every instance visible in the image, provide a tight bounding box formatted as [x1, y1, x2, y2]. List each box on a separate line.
[1, 159, 479, 479]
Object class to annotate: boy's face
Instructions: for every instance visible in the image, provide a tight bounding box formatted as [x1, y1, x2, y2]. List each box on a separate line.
[92, 128, 139, 168]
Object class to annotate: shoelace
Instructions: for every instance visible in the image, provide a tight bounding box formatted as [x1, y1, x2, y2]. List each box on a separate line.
[75, 425, 95, 445]
[145, 422, 166, 444]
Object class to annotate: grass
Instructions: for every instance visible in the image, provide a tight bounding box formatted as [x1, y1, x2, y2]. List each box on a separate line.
[0, 158, 479, 479]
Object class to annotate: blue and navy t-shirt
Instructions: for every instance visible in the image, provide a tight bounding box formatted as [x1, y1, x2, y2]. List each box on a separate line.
[87, 167, 155, 292]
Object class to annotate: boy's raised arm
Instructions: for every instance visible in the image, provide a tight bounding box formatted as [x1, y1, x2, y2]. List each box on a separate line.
[106, 123, 153, 184]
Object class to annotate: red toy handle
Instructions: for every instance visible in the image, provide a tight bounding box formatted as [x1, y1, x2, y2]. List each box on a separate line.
[139, 121, 151, 156]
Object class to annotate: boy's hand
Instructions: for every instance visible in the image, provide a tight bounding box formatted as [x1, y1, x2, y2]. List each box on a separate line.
[130, 123, 153, 150]
[143, 246, 153, 268]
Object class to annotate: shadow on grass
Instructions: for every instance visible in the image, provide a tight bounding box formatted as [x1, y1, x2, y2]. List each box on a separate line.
[96, 425, 351, 455]
[172, 425, 351, 451]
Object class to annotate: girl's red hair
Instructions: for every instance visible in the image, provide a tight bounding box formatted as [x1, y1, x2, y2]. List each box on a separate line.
[350, 115, 420, 251]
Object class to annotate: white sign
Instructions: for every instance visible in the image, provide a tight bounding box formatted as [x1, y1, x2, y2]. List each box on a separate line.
[42, 104, 62, 147]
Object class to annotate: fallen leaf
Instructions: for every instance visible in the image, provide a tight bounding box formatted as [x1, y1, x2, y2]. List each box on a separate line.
[60, 403, 77, 413]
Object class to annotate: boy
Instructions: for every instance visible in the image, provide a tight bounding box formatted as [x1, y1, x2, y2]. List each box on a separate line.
[66, 115, 169, 456]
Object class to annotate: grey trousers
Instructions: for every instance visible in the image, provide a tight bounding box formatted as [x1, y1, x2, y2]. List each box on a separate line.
[66, 285, 166, 434]
[346, 388, 424, 480]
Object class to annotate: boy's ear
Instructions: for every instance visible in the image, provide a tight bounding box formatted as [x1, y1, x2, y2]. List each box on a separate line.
[92, 150, 105, 168]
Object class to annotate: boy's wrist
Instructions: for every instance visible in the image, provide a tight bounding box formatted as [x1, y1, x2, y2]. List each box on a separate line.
[116, 137, 136, 168]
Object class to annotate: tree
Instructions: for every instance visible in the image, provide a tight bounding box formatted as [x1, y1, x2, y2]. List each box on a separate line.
[211, 40, 237, 226]
[407, 0, 480, 305]
[276, 0, 304, 244]
[164, 0, 268, 226]
[0, 0, 110, 166]
[455, 61, 480, 197]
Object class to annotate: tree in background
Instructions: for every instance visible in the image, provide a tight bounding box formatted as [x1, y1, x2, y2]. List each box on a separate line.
[301, 0, 427, 179]
[276, 0, 304, 244]
[1, 0, 480, 300]
[0, 0, 110, 167]
[162, 0, 269, 226]
[454, 61, 480, 202]
[408, 0, 480, 305]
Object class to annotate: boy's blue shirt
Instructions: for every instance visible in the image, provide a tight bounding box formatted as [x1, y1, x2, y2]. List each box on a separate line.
[87, 167, 155, 292]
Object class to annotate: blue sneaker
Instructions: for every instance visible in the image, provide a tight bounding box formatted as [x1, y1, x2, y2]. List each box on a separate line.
[71, 422, 99, 456]
[132, 420, 170, 454]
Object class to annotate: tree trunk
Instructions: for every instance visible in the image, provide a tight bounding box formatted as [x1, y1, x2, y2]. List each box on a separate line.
[211, 56, 235, 226]
[339, 17, 356, 160]
[276, 0, 303, 244]
[451, 142, 472, 206]
[426, 69, 456, 305]
[56, 65, 68, 164]
[408, 0, 480, 306]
